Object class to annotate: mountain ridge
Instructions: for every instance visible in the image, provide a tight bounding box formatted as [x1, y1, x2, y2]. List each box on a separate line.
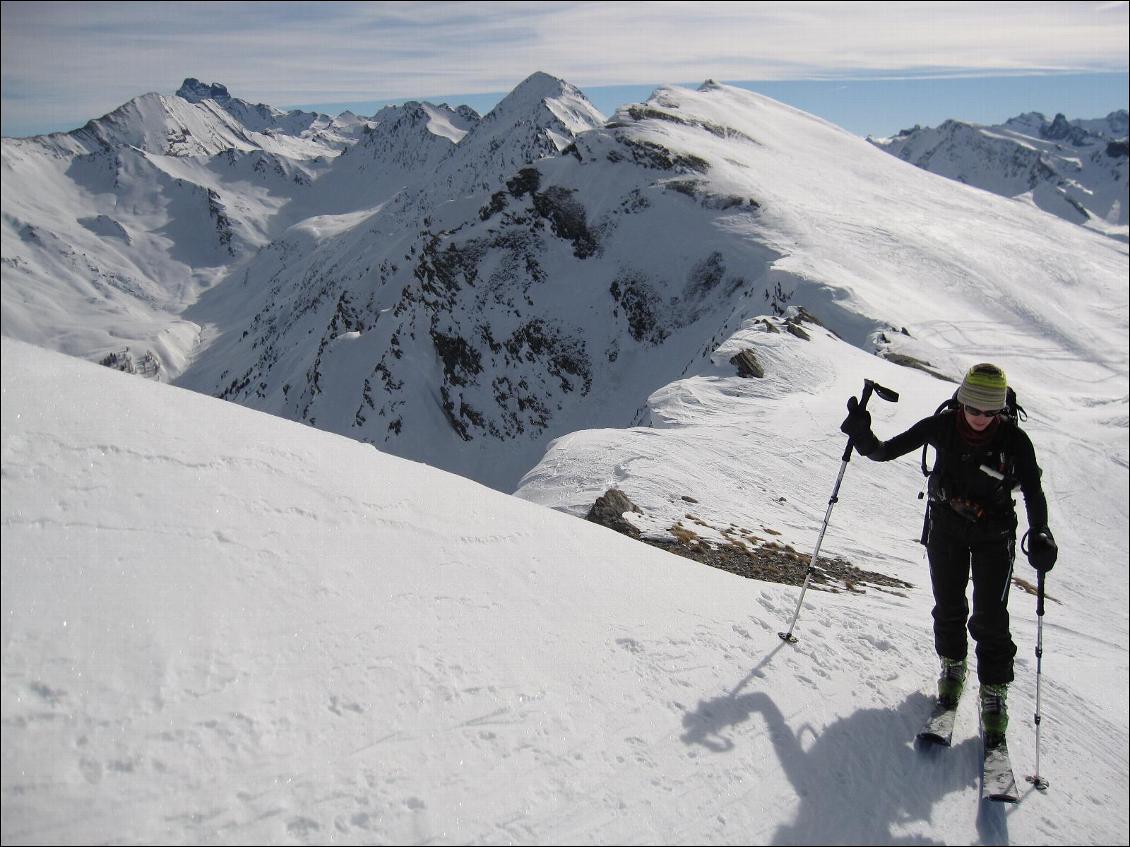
[172, 82, 1127, 490]
[2, 75, 1126, 494]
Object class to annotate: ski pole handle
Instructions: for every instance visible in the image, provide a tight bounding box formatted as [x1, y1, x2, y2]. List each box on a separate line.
[1036, 570, 1046, 617]
[842, 383, 874, 461]
[842, 379, 899, 462]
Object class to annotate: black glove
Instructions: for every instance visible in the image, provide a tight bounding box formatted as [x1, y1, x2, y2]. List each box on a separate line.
[1027, 528, 1058, 573]
[840, 396, 872, 440]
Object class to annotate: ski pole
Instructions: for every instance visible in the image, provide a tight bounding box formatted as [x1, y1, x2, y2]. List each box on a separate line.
[1026, 569, 1050, 791]
[779, 378, 899, 644]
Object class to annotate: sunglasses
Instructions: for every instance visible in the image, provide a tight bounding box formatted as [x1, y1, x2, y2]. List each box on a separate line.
[963, 405, 1005, 419]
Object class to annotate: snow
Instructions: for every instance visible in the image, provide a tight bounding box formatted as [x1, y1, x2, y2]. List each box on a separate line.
[286, 207, 386, 241]
[3, 326, 1128, 845]
[418, 103, 475, 144]
[2, 74, 1128, 844]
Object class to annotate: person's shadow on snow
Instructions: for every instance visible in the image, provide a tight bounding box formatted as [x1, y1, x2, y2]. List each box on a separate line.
[681, 661, 994, 846]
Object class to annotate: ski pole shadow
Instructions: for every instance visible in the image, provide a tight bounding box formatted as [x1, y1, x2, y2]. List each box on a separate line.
[976, 794, 1010, 846]
[681, 670, 979, 845]
[678, 639, 787, 753]
[974, 758, 1020, 846]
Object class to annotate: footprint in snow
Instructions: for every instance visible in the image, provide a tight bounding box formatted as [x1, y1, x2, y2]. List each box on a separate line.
[286, 817, 321, 837]
[616, 637, 644, 654]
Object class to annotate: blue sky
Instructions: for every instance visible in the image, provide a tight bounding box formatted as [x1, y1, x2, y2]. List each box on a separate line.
[2, 1, 1128, 138]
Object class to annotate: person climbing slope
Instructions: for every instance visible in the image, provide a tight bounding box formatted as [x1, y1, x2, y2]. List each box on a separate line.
[839, 363, 1058, 745]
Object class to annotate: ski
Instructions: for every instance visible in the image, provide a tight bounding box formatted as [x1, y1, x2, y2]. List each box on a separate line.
[982, 739, 1019, 803]
[916, 698, 958, 746]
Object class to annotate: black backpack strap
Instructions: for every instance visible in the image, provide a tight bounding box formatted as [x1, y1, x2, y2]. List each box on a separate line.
[921, 397, 959, 478]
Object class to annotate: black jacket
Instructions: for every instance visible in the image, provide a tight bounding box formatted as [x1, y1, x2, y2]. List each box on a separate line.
[854, 411, 1048, 531]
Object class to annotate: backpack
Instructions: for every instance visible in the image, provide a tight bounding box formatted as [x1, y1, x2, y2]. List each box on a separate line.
[919, 386, 1026, 478]
[918, 387, 1027, 542]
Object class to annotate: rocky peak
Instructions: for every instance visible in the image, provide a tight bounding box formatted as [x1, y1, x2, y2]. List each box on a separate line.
[480, 72, 604, 136]
[1001, 111, 1048, 136]
[497, 71, 578, 107]
[1040, 113, 1091, 146]
[366, 101, 479, 148]
[1042, 112, 1071, 137]
[177, 78, 232, 103]
[1103, 109, 1129, 137]
[937, 118, 972, 134]
[455, 105, 482, 123]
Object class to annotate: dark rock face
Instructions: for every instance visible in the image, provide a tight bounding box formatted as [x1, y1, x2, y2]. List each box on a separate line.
[176, 78, 231, 103]
[585, 489, 643, 538]
[730, 349, 764, 378]
[1040, 113, 1091, 147]
[610, 273, 668, 345]
[531, 186, 599, 258]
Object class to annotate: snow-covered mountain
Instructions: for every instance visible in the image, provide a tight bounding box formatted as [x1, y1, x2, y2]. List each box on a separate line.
[870, 110, 1129, 242]
[21, 79, 353, 161]
[437, 70, 607, 191]
[174, 77, 366, 151]
[178, 81, 1126, 492]
[2, 74, 1127, 499]
[0, 73, 601, 384]
[0, 76, 364, 375]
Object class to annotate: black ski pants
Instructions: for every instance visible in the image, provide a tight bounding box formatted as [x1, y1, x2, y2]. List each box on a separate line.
[926, 506, 1017, 685]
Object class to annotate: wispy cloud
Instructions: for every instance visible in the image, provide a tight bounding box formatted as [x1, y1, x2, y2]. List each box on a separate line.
[2, 1, 1127, 136]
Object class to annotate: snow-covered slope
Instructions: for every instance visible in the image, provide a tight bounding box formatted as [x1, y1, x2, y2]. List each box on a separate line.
[871, 111, 1129, 242]
[0, 136, 328, 377]
[3, 335, 1127, 845]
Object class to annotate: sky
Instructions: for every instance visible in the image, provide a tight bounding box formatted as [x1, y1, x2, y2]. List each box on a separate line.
[1, 1, 1128, 138]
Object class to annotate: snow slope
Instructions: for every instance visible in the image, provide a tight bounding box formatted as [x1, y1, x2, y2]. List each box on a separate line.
[3, 337, 1127, 845]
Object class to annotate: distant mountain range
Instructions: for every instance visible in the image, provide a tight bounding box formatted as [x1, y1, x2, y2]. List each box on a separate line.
[2, 74, 1125, 492]
[870, 110, 1128, 242]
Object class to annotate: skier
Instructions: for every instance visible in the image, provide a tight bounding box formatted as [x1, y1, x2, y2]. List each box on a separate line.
[839, 363, 1057, 746]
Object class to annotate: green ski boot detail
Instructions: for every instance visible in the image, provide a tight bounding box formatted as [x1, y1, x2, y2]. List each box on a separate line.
[937, 657, 967, 709]
[980, 683, 1009, 747]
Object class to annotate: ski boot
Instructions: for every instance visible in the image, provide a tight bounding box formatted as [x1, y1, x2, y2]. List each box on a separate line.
[937, 656, 967, 708]
[980, 683, 1009, 747]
